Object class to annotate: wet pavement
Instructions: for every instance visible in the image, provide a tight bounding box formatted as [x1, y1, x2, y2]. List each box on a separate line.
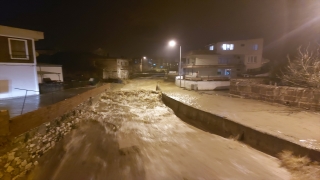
[29, 89, 290, 180]
[0, 87, 95, 118]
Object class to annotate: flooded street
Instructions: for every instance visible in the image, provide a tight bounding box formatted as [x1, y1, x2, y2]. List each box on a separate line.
[29, 79, 290, 179]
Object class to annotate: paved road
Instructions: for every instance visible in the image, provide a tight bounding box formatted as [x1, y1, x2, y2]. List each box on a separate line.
[29, 78, 291, 179]
[0, 87, 95, 118]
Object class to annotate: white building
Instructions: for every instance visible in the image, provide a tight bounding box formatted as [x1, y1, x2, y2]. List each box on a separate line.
[0, 25, 44, 99]
[184, 38, 264, 79]
[37, 64, 63, 83]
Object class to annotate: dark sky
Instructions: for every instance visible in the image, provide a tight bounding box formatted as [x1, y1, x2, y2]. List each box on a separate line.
[1, 0, 319, 60]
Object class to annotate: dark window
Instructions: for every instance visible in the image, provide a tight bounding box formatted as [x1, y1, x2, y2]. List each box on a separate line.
[9, 38, 29, 59]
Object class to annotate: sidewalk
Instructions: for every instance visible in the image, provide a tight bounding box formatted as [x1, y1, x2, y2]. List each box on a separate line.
[158, 81, 320, 151]
[0, 87, 95, 118]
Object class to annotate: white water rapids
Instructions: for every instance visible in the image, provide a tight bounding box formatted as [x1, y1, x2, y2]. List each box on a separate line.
[29, 89, 290, 180]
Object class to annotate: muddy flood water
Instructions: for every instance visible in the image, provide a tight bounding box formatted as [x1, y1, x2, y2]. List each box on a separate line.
[28, 89, 291, 180]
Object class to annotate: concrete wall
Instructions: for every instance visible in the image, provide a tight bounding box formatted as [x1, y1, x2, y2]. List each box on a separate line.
[182, 80, 230, 90]
[175, 78, 185, 88]
[229, 79, 320, 111]
[0, 110, 10, 145]
[175, 78, 230, 90]
[9, 84, 110, 137]
[0, 64, 39, 99]
[162, 93, 320, 162]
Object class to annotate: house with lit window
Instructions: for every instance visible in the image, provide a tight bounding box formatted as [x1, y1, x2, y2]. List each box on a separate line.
[184, 38, 264, 79]
[0, 25, 44, 99]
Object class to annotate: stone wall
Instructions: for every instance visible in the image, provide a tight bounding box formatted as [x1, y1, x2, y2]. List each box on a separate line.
[230, 79, 320, 111]
[0, 84, 111, 179]
[0, 102, 95, 179]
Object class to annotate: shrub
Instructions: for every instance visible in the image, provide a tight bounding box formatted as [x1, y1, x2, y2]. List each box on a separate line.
[281, 46, 320, 88]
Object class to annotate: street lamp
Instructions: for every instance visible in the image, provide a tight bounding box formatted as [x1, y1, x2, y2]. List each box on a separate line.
[168, 40, 182, 87]
[141, 56, 146, 72]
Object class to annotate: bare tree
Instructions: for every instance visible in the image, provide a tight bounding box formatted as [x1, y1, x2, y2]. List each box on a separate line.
[281, 46, 320, 88]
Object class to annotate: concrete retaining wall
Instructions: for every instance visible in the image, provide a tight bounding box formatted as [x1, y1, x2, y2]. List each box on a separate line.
[230, 79, 320, 110]
[162, 93, 320, 162]
[9, 84, 111, 138]
[175, 79, 230, 90]
[175, 79, 185, 88]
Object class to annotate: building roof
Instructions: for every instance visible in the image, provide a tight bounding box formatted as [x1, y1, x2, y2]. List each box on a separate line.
[0, 25, 44, 40]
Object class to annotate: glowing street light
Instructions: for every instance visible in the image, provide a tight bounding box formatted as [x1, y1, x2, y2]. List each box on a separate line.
[141, 56, 147, 72]
[168, 40, 182, 87]
[168, 40, 176, 47]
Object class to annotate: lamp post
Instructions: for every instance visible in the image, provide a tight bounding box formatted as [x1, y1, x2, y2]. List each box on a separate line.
[141, 56, 146, 72]
[168, 40, 182, 87]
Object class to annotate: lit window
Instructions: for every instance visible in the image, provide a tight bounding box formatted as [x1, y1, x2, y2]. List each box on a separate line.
[209, 45, 214, 51]
[253, 44, 258, 50]
[225, 69, 231, 75]
[222, 44, 234, 50]
[8, 38, 29, 60]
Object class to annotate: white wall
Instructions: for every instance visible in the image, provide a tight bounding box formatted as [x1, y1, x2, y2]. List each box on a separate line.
[175, 77, 185, 87]
[183, 80, 230, 90]
[0, 65, 39, 99]
[195, 55, 219, 65]
[36, 66, 63, 83]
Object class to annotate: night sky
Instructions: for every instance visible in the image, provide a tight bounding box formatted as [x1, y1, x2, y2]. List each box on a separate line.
[1, 0, 319, 60]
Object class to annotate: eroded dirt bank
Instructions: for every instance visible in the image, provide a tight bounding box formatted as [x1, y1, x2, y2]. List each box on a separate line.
[29, 89, 290, 180]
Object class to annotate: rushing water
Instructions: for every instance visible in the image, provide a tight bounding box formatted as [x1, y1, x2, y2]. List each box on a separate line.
[30, 90, 290, 180]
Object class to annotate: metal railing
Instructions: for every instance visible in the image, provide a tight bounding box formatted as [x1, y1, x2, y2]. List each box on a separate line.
[14, 88, 39, 115]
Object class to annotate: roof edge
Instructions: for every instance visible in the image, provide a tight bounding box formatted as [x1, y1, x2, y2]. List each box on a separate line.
[0, 25, 44, 40]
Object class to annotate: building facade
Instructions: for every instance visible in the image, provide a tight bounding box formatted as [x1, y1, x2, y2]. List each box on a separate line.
[0, 25, 44, 99]
[184, 38, 264, 79]
[101, 58, 130, 79]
